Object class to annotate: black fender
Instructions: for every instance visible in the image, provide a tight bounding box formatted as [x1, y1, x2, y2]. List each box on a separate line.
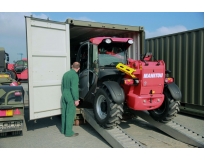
[166, 82, 182, 101]
[102, 81, 125, 104]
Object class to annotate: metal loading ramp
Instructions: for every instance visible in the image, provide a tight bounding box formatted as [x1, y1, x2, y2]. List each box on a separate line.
[133, 111, 204, 148]
[81, 108, 146, 148]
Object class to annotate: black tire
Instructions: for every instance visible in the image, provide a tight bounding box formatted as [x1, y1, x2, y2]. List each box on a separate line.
[7, 70, 16, 80]
[11, 130, 23, 136]
[148, 89, 180, 123]
[0, 132, 8, 137]
[93, 87, 123, 129]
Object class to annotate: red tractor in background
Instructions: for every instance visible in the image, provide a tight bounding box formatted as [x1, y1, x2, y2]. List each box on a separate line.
[7, 58, 28, 81]
[76, 37, 182, 128]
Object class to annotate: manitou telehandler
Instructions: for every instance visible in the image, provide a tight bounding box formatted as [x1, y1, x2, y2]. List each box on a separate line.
[76, 37, 182, 128]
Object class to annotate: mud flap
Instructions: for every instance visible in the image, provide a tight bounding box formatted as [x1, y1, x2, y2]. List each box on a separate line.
[103, 81, 125, 104]
[167, 82, 182, 101]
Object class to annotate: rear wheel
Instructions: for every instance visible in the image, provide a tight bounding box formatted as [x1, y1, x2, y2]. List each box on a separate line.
[93, 87, 123, 129]
[149, 89, 180, 123]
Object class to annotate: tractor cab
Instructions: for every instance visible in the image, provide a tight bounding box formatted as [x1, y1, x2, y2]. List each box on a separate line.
[97, 40, 129, 68]
[76, 37, 133, 103]
[14, 59, 28, 73]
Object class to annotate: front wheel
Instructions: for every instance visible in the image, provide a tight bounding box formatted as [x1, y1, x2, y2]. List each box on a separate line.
[149, 89, 180, 123]
[93, 88, 123, 129]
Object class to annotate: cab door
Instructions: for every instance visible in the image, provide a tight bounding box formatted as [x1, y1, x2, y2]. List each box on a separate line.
[77, 42, 89, 99]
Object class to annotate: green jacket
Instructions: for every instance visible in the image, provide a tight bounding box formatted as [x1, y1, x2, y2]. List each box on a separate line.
[61, 69, 79, 102]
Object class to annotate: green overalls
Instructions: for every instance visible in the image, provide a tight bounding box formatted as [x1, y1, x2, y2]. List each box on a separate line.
[61, 69, 79, 137]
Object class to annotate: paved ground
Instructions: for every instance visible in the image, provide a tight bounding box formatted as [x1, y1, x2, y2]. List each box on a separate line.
[0, 82, 204, 148]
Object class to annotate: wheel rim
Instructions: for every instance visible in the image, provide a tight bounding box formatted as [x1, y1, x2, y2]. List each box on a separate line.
[96, 95, 107, 119]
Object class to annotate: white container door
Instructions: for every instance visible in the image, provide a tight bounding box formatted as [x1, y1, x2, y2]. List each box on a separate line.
[25, 17, 70, 120]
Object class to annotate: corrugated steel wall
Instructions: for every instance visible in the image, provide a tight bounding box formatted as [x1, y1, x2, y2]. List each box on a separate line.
[145, 28, 204, 106]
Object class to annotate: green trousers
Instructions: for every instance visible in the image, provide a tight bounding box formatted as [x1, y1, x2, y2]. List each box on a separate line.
[61, 97, 76, 137]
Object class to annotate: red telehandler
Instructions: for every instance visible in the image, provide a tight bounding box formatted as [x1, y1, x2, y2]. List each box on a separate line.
[76, 37, 182, 128]
[7, 58, 28, 81]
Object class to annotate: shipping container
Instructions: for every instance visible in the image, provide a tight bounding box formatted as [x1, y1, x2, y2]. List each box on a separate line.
[145, 28, 204, 117]
[25, 16, 145, 120]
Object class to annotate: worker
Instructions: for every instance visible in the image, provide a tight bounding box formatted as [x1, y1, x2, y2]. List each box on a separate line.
[61, 62, 80, 137]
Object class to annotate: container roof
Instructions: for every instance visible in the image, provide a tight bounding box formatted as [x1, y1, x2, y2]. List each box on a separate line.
[65, 18, 144, 49]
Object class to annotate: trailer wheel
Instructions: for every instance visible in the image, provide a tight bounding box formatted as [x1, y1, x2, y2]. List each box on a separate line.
[149, 89, 180, 123]
[0, 132, 8, 137]
[7, 70, 16, 80]
[11, 131, 23, 136]
[93, 88, 123, 129]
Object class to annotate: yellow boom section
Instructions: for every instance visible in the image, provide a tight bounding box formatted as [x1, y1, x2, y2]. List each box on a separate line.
[116, 63, 136, 78]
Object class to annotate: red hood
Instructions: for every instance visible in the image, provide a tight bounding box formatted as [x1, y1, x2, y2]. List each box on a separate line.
[7, 63, 15, 70]
[89, 37, 133, 45]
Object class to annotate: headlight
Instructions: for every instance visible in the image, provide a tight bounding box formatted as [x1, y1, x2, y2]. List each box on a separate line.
[105, 39, 111, 44]
[128, 39, 134, 44]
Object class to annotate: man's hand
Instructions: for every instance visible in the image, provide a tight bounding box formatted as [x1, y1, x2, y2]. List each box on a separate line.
[74, 100, 80, 106]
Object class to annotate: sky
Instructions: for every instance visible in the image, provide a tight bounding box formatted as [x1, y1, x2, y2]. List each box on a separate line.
[0, 1, 204, 63]
[0, 12, 203, 63]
